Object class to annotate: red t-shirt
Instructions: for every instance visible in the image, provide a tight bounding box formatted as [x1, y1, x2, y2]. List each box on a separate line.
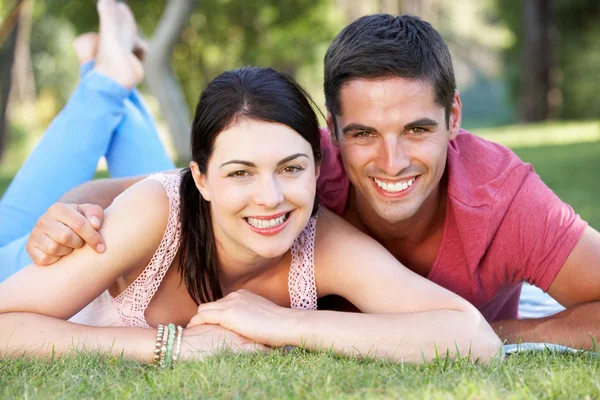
[317, 128, 587, 321]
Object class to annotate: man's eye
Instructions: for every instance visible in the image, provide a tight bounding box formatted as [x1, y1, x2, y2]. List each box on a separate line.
[410, 127, 427, 135]
[354, 131, 374, 138]
[228, 170, 249, 178]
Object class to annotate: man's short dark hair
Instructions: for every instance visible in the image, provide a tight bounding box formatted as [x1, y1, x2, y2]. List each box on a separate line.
[324, 14, 456, 129]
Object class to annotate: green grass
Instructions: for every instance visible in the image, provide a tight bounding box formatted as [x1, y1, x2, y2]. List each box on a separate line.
[1, 350, 600, 399]
[1, 121, 600, 398]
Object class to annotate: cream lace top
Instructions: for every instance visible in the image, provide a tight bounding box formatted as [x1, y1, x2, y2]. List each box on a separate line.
[69, 173, 318, 327]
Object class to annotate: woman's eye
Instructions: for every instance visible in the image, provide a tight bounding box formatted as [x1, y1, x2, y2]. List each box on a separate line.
[282, 166, 304, 174]
[228, 170, 249, 178]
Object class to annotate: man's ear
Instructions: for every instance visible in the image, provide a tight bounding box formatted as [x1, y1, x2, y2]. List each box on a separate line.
[190, 161, 211, 202]
[326, 111, 339, 146]
[448, 90, 462, 141]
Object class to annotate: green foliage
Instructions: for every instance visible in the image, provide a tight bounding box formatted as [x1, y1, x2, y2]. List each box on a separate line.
[554, 0, 600, 119]
[1, 350, 599, 398]
[173, 0, 337, 112]
[496, 0, 600, 120]
[36, 0, 339, 113]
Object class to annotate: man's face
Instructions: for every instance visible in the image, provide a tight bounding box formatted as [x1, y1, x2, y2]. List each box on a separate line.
[331, 77, 460, 224]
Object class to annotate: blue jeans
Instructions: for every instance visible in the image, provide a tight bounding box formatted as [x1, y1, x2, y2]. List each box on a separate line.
[0, 62, 174, 281]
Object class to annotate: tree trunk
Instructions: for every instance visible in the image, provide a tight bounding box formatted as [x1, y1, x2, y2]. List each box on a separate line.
[0, 21, 20, 161]
[379, 0, 401, 15]
[336, 0, 375, 22]
[144, 0, 196, 161]
[520, 0, 557, 122]
[9, 0, 37, 120]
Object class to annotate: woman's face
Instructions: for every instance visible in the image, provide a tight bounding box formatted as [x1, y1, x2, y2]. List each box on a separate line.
[193, 118, 319, 260]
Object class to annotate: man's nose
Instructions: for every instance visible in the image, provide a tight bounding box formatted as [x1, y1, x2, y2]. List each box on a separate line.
[378, 136, 410, 176]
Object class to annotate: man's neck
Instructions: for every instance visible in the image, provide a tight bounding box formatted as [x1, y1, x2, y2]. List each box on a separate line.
[348, 178, 448, 247]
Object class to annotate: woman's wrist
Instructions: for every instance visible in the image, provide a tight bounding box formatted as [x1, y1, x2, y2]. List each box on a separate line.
[271, 308, 306, 347]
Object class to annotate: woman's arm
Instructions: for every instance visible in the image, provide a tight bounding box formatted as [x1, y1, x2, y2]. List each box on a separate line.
[0, 179, 169, 319]
[293, 209, 502, 361]
[0, 313, 267, 361]
[189, 209, 502, 363]
[0, 313, 156, 361]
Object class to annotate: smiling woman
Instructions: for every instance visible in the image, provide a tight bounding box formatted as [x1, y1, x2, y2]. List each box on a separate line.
[0, 64, 501, 365]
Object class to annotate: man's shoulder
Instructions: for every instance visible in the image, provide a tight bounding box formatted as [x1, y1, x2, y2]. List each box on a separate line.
[317, 128, 350, 216]
[446, 129, 532, 209]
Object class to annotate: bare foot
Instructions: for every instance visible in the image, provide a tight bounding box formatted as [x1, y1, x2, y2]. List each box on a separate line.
[73, 32, 146, 65]
[133, 37, 148, 62]
[94, 0, 144, 89]
[73, 33, 99, 65]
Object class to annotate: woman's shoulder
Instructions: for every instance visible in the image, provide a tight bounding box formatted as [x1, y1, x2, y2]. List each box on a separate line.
[313, 207, 396, 269]
[314, 207, 371, 246]
[106, 175, 175, 239]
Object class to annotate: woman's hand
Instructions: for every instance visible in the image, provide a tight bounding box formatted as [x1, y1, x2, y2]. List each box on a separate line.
[179, 324, 269, 361]
[187, 290, 294, 347]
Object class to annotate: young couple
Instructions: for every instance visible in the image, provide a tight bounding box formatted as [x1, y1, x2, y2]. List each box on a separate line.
[0, 0, 500, 363]
[1, 0, 599, 362]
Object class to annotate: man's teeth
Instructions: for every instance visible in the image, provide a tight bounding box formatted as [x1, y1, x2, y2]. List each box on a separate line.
[374, 177, 416, 193]
[247, 214, 288, 229]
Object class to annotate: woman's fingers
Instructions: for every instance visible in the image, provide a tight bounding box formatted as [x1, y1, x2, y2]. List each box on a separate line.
[187, 308, 225, 328]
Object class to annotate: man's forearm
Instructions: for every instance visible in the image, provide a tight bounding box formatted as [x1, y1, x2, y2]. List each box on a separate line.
[58, 169, 181, 208]
[58, 176, 142, 208]
[492, 301, 600, 349]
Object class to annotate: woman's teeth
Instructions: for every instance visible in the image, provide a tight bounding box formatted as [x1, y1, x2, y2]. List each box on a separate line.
[374, 177, 416, 193]
[246, 214, 288, 229]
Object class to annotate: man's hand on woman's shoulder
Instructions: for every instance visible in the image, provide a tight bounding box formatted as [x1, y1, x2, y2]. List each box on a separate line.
[26, 203, 105, 265]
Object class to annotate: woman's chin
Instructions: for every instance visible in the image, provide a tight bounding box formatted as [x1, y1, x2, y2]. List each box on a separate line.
[251, 242, 293, 260]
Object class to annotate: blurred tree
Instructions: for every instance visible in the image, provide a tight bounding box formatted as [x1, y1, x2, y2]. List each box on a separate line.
[521, 0, 557, 122]
[497, 0, 600, 121]
[0, 0, 23, 159]
[145, 0, 195, 160]
[37, 0, 336, 161]
[554, 0, 600, 119]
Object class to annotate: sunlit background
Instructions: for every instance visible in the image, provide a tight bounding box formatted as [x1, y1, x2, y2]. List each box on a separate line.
[0, 0, 599, 226]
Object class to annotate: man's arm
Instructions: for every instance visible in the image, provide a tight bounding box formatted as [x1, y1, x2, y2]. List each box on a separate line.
[492, 226, 600, 349]
[58, 175, 144, 207]
[26, 169, 181, 265]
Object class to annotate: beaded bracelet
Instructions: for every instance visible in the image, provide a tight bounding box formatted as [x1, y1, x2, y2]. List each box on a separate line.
[159, 324, 170, 367]
[165, 323, 176, 368]
[152, 324, 164, 366]
[172, 325, 183, 365]
[152, 323, 184, 368]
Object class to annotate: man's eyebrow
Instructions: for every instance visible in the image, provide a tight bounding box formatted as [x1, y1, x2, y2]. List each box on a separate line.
[405, 118, 438, 129]
[277, 153, 308, 166]
[220, 153, 308, 168]
[341, 124, 377, 135]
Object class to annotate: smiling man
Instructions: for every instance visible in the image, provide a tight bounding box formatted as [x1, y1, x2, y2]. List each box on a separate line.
[315, 15, 600, 348]
[6, 14, 600, 348]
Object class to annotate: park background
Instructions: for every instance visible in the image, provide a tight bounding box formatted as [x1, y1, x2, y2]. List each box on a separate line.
[1, 0, 600, 398]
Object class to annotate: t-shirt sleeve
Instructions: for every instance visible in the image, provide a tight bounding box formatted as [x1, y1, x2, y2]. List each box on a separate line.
[316, 128, 350, 216]
[495, 166, 587, 291]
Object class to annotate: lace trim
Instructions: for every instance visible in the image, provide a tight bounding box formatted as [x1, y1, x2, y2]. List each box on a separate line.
[288, 213, 318, 310]
[113, 173, 182, 328]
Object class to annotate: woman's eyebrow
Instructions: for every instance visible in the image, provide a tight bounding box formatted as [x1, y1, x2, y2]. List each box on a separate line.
[220, 160, 256, 168]
[277, 153, 308, 166]
[220, 153, 308, 169]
